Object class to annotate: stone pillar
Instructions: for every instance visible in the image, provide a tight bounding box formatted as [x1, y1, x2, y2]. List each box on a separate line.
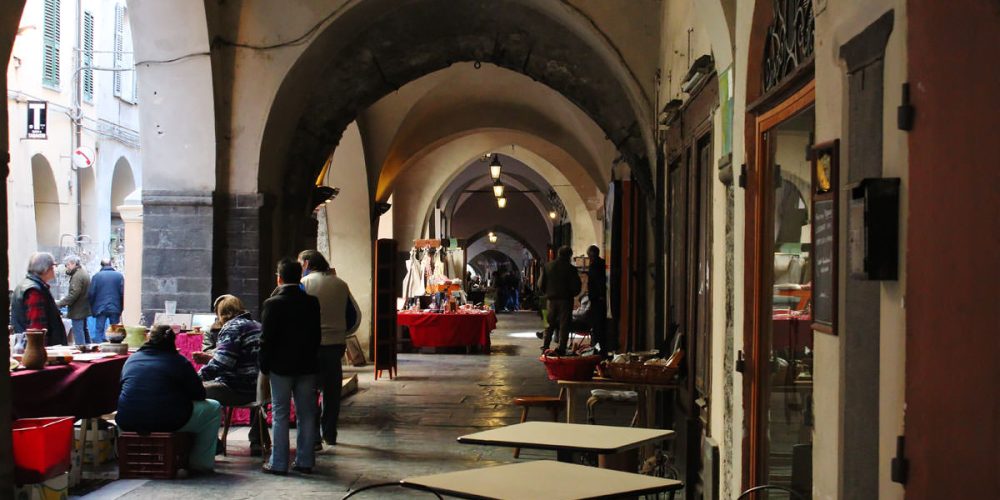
[118, 200, 143, 325]
[141, 190, 214, 323]
[219, 193, 264, 317]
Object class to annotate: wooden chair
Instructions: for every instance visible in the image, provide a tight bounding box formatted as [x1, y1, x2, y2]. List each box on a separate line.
[219, 373, 271, 457]
[511, 387, 566, 458]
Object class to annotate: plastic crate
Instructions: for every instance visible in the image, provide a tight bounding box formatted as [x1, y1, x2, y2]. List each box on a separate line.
[12, 417, 75, 484]
[117, 432, 192, 479]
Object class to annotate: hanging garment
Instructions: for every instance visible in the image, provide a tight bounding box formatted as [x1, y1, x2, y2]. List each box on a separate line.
[401, 249, 426, 300]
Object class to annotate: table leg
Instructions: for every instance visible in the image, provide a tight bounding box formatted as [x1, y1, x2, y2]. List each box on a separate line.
[565, 388, 576, 423]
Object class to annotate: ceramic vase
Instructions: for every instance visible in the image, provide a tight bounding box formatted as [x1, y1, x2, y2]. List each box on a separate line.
[21, 329, 48, 369]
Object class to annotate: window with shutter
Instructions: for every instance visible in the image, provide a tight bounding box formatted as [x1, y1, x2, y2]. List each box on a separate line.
[113, 3, 123, 97]
[42, 0, 60, 88]
[83, 11, 94, 103]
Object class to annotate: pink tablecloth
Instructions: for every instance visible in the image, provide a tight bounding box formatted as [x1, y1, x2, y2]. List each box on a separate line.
[397, 311, 497, 349]
[10, 355, 128, 419]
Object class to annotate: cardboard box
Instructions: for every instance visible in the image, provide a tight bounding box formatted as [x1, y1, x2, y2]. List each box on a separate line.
[14, 472, 68, 500]
[73, 425, 115, 465]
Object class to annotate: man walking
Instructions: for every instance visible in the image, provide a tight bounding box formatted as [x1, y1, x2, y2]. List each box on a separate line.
[537, 246, 582, 355]
[11, 252, 68, 347]
[259, 258, 320, 475]
[57, 255, 92, 345]
[89, 259, 124, 342]
[298, 249, 360, 448]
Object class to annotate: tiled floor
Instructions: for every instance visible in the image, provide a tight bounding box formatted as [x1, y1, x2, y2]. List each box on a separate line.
[78, 312, 635, 499]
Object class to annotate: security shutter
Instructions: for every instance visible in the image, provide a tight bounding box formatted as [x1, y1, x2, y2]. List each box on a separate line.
[42, 0, 60, 88]
[83, 11, 94, 102]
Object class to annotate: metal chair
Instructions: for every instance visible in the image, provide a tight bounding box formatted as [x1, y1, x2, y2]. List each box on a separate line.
[219, 372, 271, 457]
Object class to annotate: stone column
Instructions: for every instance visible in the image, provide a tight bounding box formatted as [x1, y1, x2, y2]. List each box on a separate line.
[118, 200, 143, 325]
[141, 190, 214, 323]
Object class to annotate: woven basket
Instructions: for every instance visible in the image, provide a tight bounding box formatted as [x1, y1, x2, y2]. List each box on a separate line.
[539, 354, 602, 381]
[603, 362, 679, 384]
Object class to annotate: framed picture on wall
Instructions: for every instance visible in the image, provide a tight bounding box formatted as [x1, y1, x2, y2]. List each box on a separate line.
[810, 139, 839, 334]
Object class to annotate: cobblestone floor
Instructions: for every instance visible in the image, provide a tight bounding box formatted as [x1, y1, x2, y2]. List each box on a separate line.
[77, 312, 632, 499]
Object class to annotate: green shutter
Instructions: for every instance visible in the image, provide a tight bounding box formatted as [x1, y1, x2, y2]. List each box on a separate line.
[42, 0, 60, 88]
[113, 3, 123, 96]
[83, 12, 94, 102]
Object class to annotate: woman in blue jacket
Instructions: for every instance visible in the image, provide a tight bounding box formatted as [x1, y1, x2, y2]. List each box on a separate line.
[117, 325, 221, 473]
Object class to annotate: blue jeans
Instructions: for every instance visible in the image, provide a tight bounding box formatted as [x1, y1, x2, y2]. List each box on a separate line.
[70, 319, 90, 345]
[177, 399, 222, 472]
[92, 313, 120, 343]
[268, 373, 317, 471]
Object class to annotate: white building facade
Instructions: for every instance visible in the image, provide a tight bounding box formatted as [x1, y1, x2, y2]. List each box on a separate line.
[6, 0, 139, 291]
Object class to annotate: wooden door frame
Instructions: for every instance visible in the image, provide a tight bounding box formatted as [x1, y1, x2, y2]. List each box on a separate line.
[743, 79, 815, 489]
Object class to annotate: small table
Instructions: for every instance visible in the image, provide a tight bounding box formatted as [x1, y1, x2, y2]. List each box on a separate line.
[557, 378, 678, 425]
[457, 421, 673, 464]
[402, 460, 682, 499]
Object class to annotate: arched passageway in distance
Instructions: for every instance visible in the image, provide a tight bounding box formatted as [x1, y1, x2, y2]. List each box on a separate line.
[110, 157, 136, 218]
[30, 154, 61, 251]
[253, 0, 655, 301]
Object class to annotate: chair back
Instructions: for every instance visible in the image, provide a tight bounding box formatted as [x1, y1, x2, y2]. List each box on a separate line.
[256, 372, 271, 405]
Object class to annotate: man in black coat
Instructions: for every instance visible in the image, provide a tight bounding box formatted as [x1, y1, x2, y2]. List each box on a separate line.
[259, 258, 321, 475]
[586, 245, 610, 355]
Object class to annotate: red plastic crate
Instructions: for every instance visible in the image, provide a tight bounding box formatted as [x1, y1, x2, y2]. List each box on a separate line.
[12, 417, 75, 484]
[117, 432, 192, 479]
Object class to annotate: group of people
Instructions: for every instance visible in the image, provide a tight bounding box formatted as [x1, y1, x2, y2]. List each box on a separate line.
[537, 245, 608, 356]
[10, 252, 124, 349]
[115, 250, 360, 475]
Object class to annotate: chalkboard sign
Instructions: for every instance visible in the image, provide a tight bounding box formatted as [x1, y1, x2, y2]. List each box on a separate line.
[811, 200, 835, 332]
[810, 139, 839, 334]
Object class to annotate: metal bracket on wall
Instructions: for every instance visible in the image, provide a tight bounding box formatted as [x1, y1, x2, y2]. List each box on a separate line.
[897, 83, 914, 131]
[890, 435, 908, 484]
[735, 350, 746, 373]
[738, 164, 748, 188]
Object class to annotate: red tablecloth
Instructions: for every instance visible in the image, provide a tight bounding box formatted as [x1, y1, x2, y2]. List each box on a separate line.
[397, 311, 497, 349]
[10, 355, 128, 419]
[772, 314, 813, 352]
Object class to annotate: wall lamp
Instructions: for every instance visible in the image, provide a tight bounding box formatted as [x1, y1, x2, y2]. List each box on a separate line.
[311, 185, 340, 211]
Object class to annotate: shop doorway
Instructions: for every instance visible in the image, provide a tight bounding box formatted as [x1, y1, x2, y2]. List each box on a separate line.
[746, 82, 815, 495]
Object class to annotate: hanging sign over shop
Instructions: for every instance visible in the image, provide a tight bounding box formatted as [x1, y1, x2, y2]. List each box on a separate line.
[72, 146, 96, 169]
[26, 101, 47, 139]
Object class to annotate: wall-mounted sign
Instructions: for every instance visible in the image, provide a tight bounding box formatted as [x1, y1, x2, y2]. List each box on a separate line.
[72, 146, 96, 169]
[26, 101, 47, 139]
[810, 139, 839, 334]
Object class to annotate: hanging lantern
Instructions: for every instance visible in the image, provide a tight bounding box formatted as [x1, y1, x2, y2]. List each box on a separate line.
[497, 196, 507, 208]
[492, 181, 505, 198]
[549, 210, 558, 219]
[489, 154, 502, 180]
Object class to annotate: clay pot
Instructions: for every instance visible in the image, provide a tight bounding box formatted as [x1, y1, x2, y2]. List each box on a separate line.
[21, 329, 48, 370]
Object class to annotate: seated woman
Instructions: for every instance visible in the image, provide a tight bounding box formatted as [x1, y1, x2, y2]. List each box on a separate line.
[194, 294, 267, 455]
[117, 325, 221, 473]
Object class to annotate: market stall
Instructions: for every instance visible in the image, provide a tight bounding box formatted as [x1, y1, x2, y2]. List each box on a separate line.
[397, 309, 497, 352]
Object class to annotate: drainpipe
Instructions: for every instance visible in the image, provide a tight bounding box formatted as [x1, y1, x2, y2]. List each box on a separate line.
[72, 0, 82, 245]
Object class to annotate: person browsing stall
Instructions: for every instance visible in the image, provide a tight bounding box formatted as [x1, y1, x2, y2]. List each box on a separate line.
[537, 246, 582, 355]
[56, 255, 92, 345]
[194, 294, 267, 456]
[259, 258, 321, 475]
[10, 252, 68, 348]
[117, 325, 222, 474]
[298, 249, 360, 449]
[88, 259, 124, 340]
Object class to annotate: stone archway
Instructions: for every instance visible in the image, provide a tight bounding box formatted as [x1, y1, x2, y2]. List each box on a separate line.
[256, 0, 654, 286]
[30, 154, 60, 250]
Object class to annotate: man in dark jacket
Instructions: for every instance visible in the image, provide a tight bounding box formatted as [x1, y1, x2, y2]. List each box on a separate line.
[88, 259, 124, 342]
[117, 325, 221, 473]
[57, 255, 91, 345]
[537, 246, 582, 355]
[10, 252, 67, 348]
[586, 245, 609, 355]
[259, 258, 321, 475]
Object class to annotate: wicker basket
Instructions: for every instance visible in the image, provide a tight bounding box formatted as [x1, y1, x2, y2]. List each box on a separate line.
[539, 354, 602, 381]
[603, 362, 679, 384]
